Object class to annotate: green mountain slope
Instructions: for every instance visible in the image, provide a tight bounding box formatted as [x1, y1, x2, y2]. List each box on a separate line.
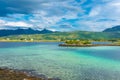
[0, 31, 120, 41]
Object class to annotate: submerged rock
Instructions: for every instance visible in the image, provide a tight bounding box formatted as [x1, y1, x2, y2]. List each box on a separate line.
[0, 67, 61, 80]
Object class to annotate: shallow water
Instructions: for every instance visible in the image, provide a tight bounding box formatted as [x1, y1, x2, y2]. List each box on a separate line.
[0, 42, 120, 80]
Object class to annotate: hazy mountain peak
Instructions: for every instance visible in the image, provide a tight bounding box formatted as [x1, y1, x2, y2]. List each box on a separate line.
[103, 25, 120, 32]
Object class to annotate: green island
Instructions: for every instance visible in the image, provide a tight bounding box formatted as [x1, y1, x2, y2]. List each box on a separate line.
[59, 39, 120, 47]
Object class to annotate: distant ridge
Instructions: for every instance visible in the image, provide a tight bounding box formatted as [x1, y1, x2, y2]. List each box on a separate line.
[103, 25, 120, 32]
[0, 28, 53, 36]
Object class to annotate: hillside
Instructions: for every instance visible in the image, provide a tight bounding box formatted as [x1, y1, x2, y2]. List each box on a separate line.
[0, 31, 120, 41]
[103, 25, 120, 32]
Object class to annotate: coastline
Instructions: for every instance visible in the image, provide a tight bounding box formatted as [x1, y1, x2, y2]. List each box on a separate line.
[0, 67, 61, 80]
[0, 40, 61, 42]
[59, 44, 120, 47]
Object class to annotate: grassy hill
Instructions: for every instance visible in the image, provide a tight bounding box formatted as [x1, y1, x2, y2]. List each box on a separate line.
[0, 31, 120, 41]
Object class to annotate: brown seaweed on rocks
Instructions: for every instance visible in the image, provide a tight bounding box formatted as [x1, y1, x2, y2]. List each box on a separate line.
[0, 67, 61, 80]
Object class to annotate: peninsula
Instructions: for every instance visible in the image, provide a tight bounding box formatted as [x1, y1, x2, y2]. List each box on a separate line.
[59, 40, 120, 47]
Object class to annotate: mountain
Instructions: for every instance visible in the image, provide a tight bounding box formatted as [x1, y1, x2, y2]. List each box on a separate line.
[0, 28, 53, 36]
[103, 25, 120, 32]
[0, 27, 120, 40]
[2, 31, 120, 41]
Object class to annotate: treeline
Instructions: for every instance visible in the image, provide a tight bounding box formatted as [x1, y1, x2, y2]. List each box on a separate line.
[65, 40, 91, 45]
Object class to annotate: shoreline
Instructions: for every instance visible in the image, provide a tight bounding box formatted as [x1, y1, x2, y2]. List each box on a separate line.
[0, 40, 61, 42]
[0, 67, 61, 80]
[59, 44, 120, 47]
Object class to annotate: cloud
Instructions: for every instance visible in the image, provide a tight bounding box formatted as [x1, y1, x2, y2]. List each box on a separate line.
[73, 0, 120, 31]
[0, 0, 120, 31]
[89, 7, 101, 17]
[0, 20, 5, 24]
[0, 19, 32, 28]
[0, 0, 85, 30]
[0, 0, 84, 17]
[5, 22, 32, 27]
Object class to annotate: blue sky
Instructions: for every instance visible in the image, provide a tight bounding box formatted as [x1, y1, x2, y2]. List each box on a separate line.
[0, 0, 120, 31]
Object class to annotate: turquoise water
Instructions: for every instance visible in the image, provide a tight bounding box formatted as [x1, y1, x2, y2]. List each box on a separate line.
[0, 42, 120, 80]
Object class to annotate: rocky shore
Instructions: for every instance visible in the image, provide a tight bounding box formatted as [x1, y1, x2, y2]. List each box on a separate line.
[59, 44, 120, 47]
[0, 67, 61, 80]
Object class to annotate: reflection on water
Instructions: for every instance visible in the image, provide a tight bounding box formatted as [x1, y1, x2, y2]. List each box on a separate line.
[92, 41, 112, 44]
[0, 42, 120, 80]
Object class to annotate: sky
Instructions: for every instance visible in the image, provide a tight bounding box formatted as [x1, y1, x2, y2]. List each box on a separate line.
[0, 0, 120, 31]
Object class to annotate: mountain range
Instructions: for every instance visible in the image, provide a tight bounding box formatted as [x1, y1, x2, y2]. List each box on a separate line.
[0, 25, 120, 40]
[0, 28, 53, 37]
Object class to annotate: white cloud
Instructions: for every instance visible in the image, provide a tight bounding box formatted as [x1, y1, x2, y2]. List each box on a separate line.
[0, 19, 32, 28]
[0, 19, 5, 23]
[0, 0, 84, 30]
[5, 21, 32, 27]
[89, 7, 101, 17]
[1, 0, 120, 31]
[77, 20, 120, 31]
[78, 0, 120, 31]
[89, 0, 120, 18]
[29, 9, 79, 29]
